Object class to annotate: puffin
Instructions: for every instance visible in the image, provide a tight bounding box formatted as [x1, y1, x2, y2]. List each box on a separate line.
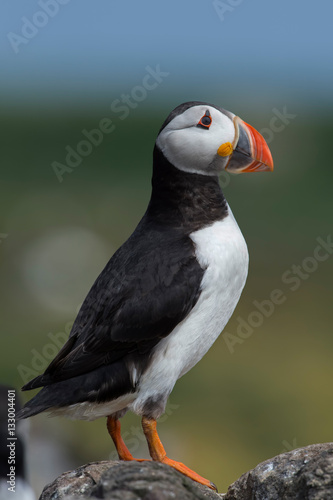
[17, 101, 273, 490]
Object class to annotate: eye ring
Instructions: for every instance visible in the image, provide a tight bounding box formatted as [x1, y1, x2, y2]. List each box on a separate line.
[197, 110, 212, 129]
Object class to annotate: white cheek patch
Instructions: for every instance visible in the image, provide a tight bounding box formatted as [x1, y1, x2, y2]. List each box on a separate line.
[156, 106, 236, 175]
[162, 129, 214, 166]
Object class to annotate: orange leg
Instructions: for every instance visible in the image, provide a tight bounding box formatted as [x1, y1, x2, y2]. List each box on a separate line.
[141, 416, 217, 491]
[107, 416, 134, 460]
[107, 416, 148, 462]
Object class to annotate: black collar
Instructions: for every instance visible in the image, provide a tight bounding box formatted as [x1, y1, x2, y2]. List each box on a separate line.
[146, 145, 228, 233]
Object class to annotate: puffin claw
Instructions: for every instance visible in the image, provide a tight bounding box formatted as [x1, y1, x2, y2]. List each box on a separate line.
[210, 481, 218, 491]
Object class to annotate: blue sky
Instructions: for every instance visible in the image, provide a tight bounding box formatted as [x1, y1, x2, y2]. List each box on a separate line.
[1, 0, 333, 109]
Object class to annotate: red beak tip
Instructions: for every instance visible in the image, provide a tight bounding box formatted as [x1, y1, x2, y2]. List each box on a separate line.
[242, 120, 274, 173]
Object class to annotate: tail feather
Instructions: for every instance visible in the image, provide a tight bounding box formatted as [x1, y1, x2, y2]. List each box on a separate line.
[22, 374, 49, 392]
[16, 361, 135, 420]
[16, 404, 48, 420]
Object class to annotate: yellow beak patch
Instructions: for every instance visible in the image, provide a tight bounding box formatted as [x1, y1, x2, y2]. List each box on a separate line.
[217, 142, 233, 157]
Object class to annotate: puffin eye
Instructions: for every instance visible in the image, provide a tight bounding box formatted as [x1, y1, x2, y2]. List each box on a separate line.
[197, 110, 212, 129]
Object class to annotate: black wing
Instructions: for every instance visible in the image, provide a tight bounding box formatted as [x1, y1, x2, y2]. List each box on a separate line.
[23, 218, 205, 390]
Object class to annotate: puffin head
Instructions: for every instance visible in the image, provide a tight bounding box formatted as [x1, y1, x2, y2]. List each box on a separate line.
[156, 101, 274, 176]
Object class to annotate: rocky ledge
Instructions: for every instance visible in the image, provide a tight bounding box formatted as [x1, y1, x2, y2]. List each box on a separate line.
[39, 442, 333, 500]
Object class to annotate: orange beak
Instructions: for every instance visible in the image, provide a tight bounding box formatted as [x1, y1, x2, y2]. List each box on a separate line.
[225, 116, 274, 173]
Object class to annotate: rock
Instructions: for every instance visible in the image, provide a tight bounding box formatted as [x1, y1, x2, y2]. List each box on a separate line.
[224, 442, 333, 500]
[39, 443, 333, 500]
[39, 460, 222, 500]
[39, 461, 116, 499]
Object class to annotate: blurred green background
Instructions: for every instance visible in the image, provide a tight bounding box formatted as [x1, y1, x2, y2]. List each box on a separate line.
[1, 0, 333, 495]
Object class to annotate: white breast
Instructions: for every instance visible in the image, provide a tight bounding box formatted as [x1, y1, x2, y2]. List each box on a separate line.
[132, 207, 249, 416]
[182, 207, 249, 375]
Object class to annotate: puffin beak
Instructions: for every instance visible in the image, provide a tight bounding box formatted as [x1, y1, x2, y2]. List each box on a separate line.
[225, 116, 274, 173]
